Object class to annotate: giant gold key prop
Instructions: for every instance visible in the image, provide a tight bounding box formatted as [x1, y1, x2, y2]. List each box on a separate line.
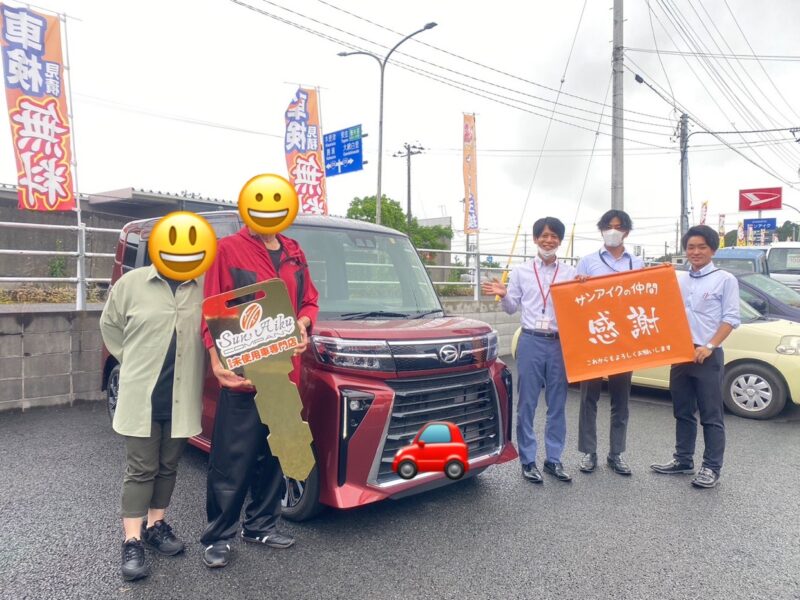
[203, 280, 315, 481]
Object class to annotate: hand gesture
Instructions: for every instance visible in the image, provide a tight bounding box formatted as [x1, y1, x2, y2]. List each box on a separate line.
[212, 362, 255, 392]
[481, 277, 507, 298]
[294, 318, 309, 356]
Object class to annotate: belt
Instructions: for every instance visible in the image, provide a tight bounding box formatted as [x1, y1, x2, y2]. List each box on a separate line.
[522, 328, 559, 339]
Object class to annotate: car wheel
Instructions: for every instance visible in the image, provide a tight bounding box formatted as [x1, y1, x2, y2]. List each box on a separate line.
[107, 364, 120, 424]
[723, 363, 787, 420]
[397, 460, 417, 480]
[445, 460, 465, 480]
[281, 464, 324, 522]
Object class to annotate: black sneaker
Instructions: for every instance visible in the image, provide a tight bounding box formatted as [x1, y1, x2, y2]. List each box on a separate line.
[241, 529, 295, 549]
[202, 541, 231, 568]
[650, 459, 695, 474]
[121, 538, 149, 581]
[143, 520, 185, 556]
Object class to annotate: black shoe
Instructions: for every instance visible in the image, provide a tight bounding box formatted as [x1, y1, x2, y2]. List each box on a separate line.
[202, 541, 231, 568]
[241, 529, 295, 549]
[691, 467, 720, 488]
[650, 459, 695, 474]
[543, 461, 572, 482]
[521, 462, 543, 483]
[143, 520, 185, 556]
[579, 453, 597, 473]
[607, 454, 632, 476]
[121, 538, 149, 581]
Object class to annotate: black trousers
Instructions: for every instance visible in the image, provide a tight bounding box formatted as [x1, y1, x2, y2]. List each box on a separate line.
[200, 388, 285, 545]
[669, 349, 726, 473]
[578, 372, 632, 456]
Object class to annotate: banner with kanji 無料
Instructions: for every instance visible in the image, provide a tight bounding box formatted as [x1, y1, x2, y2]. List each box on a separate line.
[0, 4, 74, 211]
[284, 87, 327, 215]
[550, 264, 694, 383]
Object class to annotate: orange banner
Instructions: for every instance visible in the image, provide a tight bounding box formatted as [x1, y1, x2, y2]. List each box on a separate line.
[463, 114, 478, 234]
[284, 87, 327, 215]
[550, 264, 694, 382]
[1, 4, 75, 211]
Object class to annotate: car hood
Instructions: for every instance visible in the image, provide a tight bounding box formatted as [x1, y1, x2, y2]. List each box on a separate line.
[313, 316, 493, 340]
[737, 317, 800, 338]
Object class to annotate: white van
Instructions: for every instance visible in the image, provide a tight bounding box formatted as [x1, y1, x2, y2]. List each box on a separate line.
[763, 242, 800, 293]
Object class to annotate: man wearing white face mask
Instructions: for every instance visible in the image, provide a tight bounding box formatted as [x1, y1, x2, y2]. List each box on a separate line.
[483, 217, 576, 484]
[575, 210, 644, 476]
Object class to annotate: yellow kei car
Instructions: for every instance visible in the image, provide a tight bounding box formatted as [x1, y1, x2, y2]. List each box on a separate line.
[510, 301, 800, 420]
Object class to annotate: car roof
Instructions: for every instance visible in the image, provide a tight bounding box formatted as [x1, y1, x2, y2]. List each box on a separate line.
[121, 210, 409, 239]
[714, 248, 766, 257]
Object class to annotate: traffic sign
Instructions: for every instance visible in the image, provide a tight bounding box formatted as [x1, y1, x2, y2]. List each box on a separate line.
[743, 217, 777, 231]
[323, 125, 364, 177]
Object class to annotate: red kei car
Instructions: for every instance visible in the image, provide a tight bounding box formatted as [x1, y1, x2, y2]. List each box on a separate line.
[103, 211, 517, 520]
[393, 421, 469, 480]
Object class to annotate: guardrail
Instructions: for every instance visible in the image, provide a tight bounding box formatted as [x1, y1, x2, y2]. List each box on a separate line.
[0, 221, 118, 310]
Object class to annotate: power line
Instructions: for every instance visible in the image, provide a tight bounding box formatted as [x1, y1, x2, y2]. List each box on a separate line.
[625, 48, 800, 62]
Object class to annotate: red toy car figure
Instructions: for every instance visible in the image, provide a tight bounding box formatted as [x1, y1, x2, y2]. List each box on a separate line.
[392, 421, 469, 480]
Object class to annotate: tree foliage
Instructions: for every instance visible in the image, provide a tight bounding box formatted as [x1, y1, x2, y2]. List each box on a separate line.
[346, 195, 453, 250]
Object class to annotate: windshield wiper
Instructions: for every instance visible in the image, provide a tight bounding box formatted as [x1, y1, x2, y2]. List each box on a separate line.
[340, 310, 411, 320]
[412, 309, 445, 319]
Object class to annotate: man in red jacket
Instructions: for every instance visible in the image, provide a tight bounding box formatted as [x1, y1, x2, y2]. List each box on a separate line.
[199, 222, 319, 568]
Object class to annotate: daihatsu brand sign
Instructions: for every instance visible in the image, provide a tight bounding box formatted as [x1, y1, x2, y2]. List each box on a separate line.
[739, 187, 782, 211]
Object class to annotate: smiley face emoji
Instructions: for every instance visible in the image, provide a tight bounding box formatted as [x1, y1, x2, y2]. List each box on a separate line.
[238, 174, 299, 235]
[148, 212, 217, 281]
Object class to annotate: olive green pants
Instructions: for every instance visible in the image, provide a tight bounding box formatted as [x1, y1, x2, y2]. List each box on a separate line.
[121, 421, 187, 518]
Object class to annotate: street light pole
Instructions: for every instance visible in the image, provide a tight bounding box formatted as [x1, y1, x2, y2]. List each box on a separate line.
[338, 22, 437, 226]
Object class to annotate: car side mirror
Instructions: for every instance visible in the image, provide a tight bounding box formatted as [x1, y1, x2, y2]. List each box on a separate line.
[417, 440, 425, 448]
[751, 299, 767, 312]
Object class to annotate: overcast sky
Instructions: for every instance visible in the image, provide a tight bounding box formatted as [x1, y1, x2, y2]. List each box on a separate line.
[2, 0, 800, 259]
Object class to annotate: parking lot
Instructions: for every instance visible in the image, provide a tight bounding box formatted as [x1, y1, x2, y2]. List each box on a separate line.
[1, 359, 799, 600]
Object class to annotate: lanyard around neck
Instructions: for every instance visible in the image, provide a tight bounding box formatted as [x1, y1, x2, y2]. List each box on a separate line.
[689, 267, 720, 279]
[533, 260, 559, 314]
[599, 250, 632, 272]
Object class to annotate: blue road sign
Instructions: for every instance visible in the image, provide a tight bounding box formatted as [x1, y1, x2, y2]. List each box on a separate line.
[743, 217, 777, 231]
[323, 125, 363, 177]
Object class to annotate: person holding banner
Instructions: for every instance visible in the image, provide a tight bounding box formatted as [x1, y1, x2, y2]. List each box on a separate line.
[482, 217, 576, 483]
[575, 210, 644, 476]
[651, 225, 740, 488]
[199, 220, 319, 568]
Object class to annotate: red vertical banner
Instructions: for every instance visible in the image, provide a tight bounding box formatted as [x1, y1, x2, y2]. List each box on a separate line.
[1, 4, 75, 211]
[463, 114, 478, 234]
[284, 87, 327, 215]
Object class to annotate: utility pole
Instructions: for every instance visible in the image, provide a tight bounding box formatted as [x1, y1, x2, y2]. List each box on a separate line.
[611, 0, 624, 210]
[664, 240, 668, 259]
[393, 143, 424, 226]
[675, 220, 680, 256]
[679, 113, 690, 240]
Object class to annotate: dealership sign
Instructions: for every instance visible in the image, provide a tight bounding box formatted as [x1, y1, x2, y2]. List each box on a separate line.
[739, 187, 782, 211]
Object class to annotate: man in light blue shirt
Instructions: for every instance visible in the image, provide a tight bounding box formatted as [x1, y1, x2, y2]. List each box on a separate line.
[483, 217, 576, 484]
[575, 210, 644, 476]
[651, 225, 740, 488]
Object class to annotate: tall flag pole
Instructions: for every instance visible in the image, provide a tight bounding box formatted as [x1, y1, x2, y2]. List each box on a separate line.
[718, 214, 726, 248]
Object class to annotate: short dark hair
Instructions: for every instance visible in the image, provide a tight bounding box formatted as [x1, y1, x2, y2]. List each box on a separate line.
[532, 217, 566, 241]
[597, 209, 633, 231]
[682, 225, 719, 251]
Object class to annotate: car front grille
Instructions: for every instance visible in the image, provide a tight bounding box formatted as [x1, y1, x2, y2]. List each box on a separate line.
[388, 333, 496, 372]
[374, 369, 500, 484]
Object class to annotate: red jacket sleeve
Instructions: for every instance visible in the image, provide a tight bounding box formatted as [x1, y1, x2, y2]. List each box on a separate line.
[201, 243, 231, 349]
[296, 247, 319, 329]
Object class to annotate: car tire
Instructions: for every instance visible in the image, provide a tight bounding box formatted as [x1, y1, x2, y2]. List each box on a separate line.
[107, 364, 120, 424]
[445, 460, 465, 480]
[397, 460, 417, 480]
[723, 362, 787, 420]
[281, 464, 324, 522]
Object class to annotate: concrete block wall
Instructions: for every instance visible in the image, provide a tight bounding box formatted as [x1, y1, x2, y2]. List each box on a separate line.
[0, 309, 104, 412]
[441, 299, 519, 357]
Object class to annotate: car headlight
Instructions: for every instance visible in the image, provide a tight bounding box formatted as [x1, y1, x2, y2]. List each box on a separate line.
[487, 330, 499, 361]
[776, 335, 800, 355]
[312, 336, 396, 371]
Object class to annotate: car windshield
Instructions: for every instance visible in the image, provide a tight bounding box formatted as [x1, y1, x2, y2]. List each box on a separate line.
[286, 225, 442, 319]
[740, 273, 800, 307]
[767, 248, 800, 274]
[714, 258, 755, 273]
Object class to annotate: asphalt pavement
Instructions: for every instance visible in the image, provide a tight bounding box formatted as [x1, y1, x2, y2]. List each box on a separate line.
[1, 358, 799, 600]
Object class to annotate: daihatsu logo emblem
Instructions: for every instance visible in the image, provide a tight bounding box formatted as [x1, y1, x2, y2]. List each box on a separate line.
[439, 344, 459, 364]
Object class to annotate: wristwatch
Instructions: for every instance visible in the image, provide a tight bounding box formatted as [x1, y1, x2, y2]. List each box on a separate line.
[704, 342, 716, 350]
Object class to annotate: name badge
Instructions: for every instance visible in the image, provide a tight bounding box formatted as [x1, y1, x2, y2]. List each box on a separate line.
[534, 316, 551, 331]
